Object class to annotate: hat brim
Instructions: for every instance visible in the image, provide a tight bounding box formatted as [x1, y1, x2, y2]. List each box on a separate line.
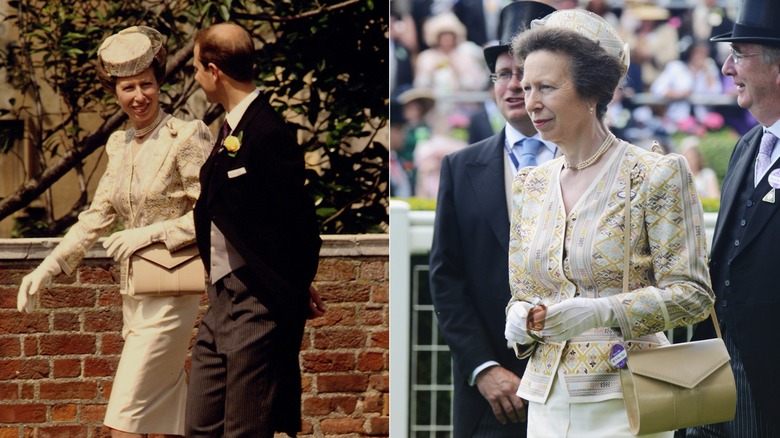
[483, 44, 510, 73]
[711, 31, 780, 47]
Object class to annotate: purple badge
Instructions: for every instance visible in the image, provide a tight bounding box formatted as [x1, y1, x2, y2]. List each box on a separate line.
[610, 343, 628, 369]
[769, 169, 780, 189]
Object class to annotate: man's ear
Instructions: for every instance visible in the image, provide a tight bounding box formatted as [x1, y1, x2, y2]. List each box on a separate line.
[208, 62, 220, 80]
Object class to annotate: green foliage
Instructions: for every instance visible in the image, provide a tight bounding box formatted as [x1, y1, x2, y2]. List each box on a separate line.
[697, 129, 738, 186]
[0, 0, 388, 235]
[394, 197, 437, 211]
[700, 197, 720, 213]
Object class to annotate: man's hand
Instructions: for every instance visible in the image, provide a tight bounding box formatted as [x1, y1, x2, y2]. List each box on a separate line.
[307, 285, 327, 319]
[474, 366, 526, 424]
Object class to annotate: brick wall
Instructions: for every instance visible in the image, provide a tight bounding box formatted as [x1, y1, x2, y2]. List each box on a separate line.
[0, 235, 388, 438]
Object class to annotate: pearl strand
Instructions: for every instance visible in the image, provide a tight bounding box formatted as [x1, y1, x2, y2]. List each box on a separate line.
[133, 109, 165, 139]
[564, 133, 616, 171]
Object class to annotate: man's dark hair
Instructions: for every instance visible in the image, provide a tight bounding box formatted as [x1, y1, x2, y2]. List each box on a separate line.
[195, 24, 255, 82]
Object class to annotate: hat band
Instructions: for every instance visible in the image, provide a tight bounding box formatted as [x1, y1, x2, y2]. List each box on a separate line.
[731, 23, 780, 41]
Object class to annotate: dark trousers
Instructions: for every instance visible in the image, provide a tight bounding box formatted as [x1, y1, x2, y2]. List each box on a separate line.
[185, 268, 305, 438]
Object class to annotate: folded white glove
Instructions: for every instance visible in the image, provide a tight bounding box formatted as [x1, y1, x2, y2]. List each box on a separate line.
[504, 301, 536, 345]
[18, 255, 62, 313]
[103, 223, 165, 262]
[539, 297, 616, 342]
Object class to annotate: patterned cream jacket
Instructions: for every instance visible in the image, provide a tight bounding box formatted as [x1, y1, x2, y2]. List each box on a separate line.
[51, 116, 212, 294]
[508, 141, 714, 404]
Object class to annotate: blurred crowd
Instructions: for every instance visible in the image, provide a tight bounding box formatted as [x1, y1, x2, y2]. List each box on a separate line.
[390, 0, 750, 199]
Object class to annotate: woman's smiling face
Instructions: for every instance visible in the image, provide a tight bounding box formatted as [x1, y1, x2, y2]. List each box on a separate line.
[115, 67, 160, 129]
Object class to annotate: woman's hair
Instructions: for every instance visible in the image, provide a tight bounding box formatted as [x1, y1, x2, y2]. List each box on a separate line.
[511, 26, 622, 121]
[96, 45, 168, 94]
[194, 24, 255, 82]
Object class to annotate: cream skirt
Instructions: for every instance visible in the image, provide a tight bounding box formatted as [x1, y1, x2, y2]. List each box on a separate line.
[527, 367, 674, 438]
[104, 293, 201, 435]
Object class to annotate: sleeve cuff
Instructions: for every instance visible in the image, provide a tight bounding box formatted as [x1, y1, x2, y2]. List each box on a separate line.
[469, 361, 500, 386]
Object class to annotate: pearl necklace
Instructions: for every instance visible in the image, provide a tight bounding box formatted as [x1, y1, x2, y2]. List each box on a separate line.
[133, 110, 165, 139]
[563, 133, 616, 171]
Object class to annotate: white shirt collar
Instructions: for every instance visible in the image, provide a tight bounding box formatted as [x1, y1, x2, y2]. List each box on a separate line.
[504, 124, 555, 154]
[224, 88, 260, 132]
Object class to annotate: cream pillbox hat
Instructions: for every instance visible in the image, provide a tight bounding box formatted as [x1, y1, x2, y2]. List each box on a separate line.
[531, 9, 630, 76]
[98, 26, 163, 77]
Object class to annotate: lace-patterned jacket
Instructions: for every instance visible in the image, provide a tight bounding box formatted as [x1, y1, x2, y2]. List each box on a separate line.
[508, 141, 714, 404]
[50, 116, 212, 294]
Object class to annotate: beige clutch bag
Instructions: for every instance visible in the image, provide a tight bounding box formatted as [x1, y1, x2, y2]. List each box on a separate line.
[130, 242, 206, 296]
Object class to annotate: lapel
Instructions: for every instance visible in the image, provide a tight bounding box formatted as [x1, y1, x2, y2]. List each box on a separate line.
[712, 127, 762, 255]
[203, 97, 263, 207]
[734, 158, 780, 258]
[465, 131, 510, 253]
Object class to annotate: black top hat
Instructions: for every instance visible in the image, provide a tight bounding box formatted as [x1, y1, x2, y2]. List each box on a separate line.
[483, 1, 556, 73]
[711, 0, 780, 47]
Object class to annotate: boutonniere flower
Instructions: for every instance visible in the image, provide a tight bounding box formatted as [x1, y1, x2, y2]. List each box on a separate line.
[223, 131, 243, 157]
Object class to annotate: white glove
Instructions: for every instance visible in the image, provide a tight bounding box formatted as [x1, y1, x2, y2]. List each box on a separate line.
[539, 297, 616, 342]
[103, 223, 165, 262]
[505, 301, 536, 345]
[18, 256, 62, 313]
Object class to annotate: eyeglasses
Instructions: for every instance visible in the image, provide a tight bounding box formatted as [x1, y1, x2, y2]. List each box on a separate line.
[490, 71, 521, 83]
[730, 47, 762, 64]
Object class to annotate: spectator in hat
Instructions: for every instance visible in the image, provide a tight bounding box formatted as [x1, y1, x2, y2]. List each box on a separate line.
[429, 2, 557, 436]
[17, 26, 213, 438]
[688, 0, 780, 436]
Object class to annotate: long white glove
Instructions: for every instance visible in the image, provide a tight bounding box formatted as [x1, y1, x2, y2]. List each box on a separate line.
[18, 256, 62, 313]
[504, 301, 536, 345]
[103, 223, 165, 262]
[539, 297, 616, 342]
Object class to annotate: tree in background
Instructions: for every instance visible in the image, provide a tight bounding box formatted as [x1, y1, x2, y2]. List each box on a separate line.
[0, 0, 387, 235]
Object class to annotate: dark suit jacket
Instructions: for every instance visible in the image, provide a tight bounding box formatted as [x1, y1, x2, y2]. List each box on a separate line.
[692, 125, 780, 429]
[195, 95, 321, 315]
[468, 107, 495, 145]
[429, 131, 528, 437]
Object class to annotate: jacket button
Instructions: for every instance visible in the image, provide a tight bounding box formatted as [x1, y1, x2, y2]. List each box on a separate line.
[734, 240, 739, 246]
[724, 280, 730, 287]
[721, 299, 728, 307]
[747, 200, 753, 207]
[740, 219, 746, 226]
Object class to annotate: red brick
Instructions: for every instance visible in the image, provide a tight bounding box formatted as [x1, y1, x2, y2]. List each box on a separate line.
[23, 336, 38, 356]
[302, 395, 358, 415]
[299, 419, 314, 435]
[370, 374, 389, 392]
[84, 310, 122, 332]
[358, 306, 385, 326]
[0, 427, 20, 438]
[82, 404, 107, 422]
[357, 351, 384, 372]
[0, 288, 17, 309]
[0, 383, 18, 400]
[370, 330, 388, 349]
[367, 417, 389, 436]
[314, 329, 366, 349]
[20, 383, 34, 399]
[84, 357, 118, 377]
[51, 403, 78, 421]
[306, 304, 357, 328]
[317, 374, 369, 392]
[359, 260, 387, 281]
[0, 312, 47, 334]
[97, 288, 122, 307]
[100, 333, 124, 355]
[52, 312, 80, 331]
[320, 418, 365, 434]
[302, 352, 356, 373]
[78, 264, 117, 285]
[301, 375, 313, 393]
[53, 359, 81, 378]
[40, 286, 95, 309]
[0, 359, 48, 380]
[40, 334, 95, 355]
[39, 426, 89, 438]
[0, 404, 46, 423]
[39, 381, 97, 400]
[363, 395, 383, 413]
[0, 338, 21, 357]
[371, 284, 389, 303]
[316, 259, 358, 282]
[326, 283, 371, 303]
